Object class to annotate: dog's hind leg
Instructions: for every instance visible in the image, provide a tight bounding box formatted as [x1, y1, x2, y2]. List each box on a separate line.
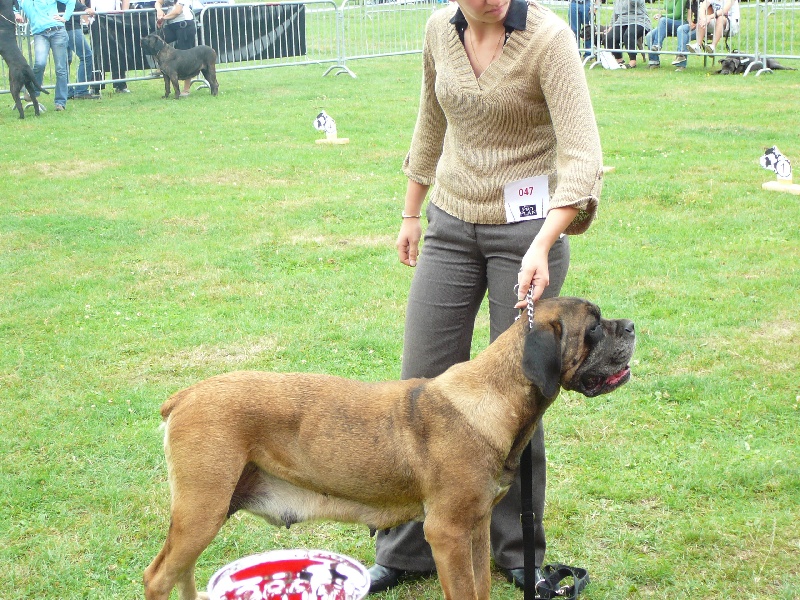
[145, 422, 248, 600]
[10, 84, 25, 119]
[144, 482, 233, 600]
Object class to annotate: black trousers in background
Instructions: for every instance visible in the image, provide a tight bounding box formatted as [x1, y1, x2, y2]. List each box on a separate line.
[374, 202, 570, 572]
[604, 23, 647, 63]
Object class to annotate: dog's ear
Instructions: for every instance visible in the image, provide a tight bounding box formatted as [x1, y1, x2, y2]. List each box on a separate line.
[521, 325, 562, 399]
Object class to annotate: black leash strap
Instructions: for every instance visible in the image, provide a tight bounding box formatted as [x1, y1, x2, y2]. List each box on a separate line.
[519, 290, 589, 599]
[520, 441, 538, 600]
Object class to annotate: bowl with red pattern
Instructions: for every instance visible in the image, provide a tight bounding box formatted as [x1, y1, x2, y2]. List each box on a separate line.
[207, 549, 371, 600]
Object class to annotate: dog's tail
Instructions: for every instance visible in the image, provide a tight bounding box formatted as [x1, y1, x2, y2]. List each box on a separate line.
[24, 67, 50, 94]
[160, 388, 190, 419]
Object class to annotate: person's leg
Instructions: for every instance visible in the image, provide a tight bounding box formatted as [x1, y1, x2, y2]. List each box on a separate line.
[623, 25, 643, 65]
[692, 17, 708, 52]
[673, 23, 690, 67]
[580, 2, 592, 54]
[374, 203, 489, 574]
[176, 21, 198, 95]
[47, 27, 69, 107]
[711, 16, 725, 50]
[67, 29, 80, 100]
[647, 18, 664, 63]
[480, 222, 570, 572]
[50, 28, 70, 107]
[568, 0, 581, 45]
[605, 27, 623, 62]
[73, 29, 93, 96]
[32, 34, 50, 95]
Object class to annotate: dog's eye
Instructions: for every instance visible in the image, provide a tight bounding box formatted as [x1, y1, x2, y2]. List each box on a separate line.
[586, 323, 603, 343]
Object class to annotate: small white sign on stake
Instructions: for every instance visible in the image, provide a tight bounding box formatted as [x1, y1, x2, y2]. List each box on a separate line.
[313, 111, 349, 145]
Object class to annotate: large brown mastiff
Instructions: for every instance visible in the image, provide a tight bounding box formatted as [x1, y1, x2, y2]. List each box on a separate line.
[144, 297, 635, 600]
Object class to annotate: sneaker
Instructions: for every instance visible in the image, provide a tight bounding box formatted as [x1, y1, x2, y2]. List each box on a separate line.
[687, 41, 704, 54]
[650, 44, 661, 52]
[23, 92, 32, 102]
[675, 65, 686, 71]
[54, 104, 65, 111]
[114, 87, 131, 93]
[648, 60, 660, 68]
[706, 44, 715, 54]
[672, 55, 687, 65]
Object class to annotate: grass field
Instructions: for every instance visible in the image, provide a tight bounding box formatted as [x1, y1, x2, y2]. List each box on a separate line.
[1, 53, 799, 599]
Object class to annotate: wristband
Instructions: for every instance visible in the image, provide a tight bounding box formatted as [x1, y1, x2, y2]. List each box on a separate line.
[402, 212, 421, 219]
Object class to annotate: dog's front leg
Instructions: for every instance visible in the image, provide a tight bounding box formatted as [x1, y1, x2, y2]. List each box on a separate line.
[163, 75, 171, 99]
[425, 513, 482, 600]
[471, 514, 492, 600]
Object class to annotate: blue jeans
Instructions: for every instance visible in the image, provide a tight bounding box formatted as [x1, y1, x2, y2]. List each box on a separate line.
[646, 17, 686, 63]
[67, 27, 94, 97]
[568, 0, 593, 56]
[33, 26, 69, 107]
[675, 23, 697, 61]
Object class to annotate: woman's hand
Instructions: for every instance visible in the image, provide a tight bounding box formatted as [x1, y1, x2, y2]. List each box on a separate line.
[396, 218, 422, 267]
[515, 206, 578, 307]
[515, 240, 551, 307]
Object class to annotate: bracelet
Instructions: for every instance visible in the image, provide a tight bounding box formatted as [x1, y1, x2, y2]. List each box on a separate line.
[402, 212, 421, 219]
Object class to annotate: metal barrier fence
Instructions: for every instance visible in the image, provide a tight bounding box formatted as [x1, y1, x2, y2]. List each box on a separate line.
[3, 0, 800, 102]
[549, 0, 800, 74]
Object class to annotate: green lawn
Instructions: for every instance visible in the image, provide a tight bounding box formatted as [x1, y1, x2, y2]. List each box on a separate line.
[1, 55, 798, 599]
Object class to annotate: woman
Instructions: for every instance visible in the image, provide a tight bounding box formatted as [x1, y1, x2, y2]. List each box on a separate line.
[368, 0, 603, 593]
[602, 0, 651, 68]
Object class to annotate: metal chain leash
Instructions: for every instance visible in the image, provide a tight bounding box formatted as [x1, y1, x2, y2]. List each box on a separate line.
[515, 284, 535, 331]
[525, 286, 535, 330]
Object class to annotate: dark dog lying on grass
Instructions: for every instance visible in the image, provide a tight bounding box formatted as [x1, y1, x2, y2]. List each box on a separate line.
[716, 52, 797, 75]
[140, 32, 219, 99]
[0, 0, 48, 118]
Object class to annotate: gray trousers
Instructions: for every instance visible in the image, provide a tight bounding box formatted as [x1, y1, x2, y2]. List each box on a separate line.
[375, 203, 570, 572]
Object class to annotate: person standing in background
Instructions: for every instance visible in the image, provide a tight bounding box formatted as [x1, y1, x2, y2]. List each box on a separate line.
[90, 0, 131, 92]
[16, 0, 75, 111]
[58, 0, 100, 99]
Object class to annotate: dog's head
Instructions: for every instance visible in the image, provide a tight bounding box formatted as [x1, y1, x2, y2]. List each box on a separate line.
[716, 56, 740, 75]
[141, 33, 167, 56]
[521, 297, 635, 399]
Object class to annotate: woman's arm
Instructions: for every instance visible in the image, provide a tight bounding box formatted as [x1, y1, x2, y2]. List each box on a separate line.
[396, 180, 429, 267]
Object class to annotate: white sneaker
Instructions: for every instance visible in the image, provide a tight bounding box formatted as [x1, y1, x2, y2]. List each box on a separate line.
[706, 44, 715, 54]
[687, 41, 704, 54]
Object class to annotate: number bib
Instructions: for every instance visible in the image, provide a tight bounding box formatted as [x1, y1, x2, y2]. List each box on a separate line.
[503, 175, 550, 223]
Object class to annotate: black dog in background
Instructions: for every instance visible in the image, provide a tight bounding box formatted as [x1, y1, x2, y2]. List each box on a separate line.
[716, 51, 797, 75]
[0, 0, 48, 118]
[140, 32, 218, 99]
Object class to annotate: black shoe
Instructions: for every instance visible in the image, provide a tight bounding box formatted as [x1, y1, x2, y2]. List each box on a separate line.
[500, 566, 544, 591]
[367, 564, 434, 594]
[368, 564, 406, 594]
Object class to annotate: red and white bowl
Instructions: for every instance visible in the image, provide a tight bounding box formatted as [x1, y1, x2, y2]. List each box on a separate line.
[207, 549, 371, 600]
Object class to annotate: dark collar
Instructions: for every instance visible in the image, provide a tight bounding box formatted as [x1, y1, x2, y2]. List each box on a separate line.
[451, 0, 528, 39]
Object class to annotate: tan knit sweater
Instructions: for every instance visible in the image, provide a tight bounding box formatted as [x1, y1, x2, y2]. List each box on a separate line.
[402, 1, 603, 234]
